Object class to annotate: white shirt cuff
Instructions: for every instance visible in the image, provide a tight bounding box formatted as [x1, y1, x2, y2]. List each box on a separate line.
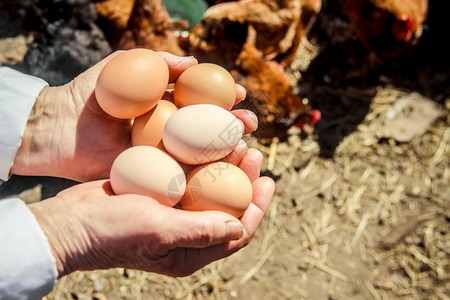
[0, 198, 58, 299]
[0, 67, 48, 181]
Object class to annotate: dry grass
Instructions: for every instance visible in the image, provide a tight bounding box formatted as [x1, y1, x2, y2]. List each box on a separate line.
[44, 76, 449, 300]
[3, 2, 446, 298]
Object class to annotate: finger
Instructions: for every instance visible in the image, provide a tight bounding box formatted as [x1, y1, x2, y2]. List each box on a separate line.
[170, 176, 275, 276]
[238, 148, 263, 182]
[231, 109, 258, 134]
[157, 52, 198, 83]
[221, 139, 248, 166]
[234, 84, 246, 105]
[165, 210, 243, 249]
[238, 176, 275, 239]
[57, 179, 111, 198]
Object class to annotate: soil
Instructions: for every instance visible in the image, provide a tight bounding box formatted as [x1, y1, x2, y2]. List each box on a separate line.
[0, 0, 448, 299]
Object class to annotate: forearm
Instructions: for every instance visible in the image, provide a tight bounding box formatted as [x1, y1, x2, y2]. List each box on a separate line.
[11, 85, 71, 178]
[28, 197, 90, 278]
[0, 66, 48, 180]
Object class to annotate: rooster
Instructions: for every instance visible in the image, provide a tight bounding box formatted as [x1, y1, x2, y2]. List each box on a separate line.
[345, 0, 428, 58]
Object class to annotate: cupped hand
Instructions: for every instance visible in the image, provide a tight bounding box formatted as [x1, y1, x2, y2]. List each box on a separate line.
[11, 50, 256, 182]
[29, 147, 275, 278]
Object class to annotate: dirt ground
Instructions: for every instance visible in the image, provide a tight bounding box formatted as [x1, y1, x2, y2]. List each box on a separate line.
[1, 0, 449, 299]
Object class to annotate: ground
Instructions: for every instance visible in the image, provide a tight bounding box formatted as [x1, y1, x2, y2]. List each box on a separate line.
[0, 0, 448, 299]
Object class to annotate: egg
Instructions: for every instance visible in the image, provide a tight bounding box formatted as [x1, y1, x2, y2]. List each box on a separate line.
[173, 63, 236, 110]
[163, 104, 243, 165]
[110, 146, 186, 206]
[95, 48, 169, 119]
[179, 162, 253, 218]
[132, 100, 178, 150]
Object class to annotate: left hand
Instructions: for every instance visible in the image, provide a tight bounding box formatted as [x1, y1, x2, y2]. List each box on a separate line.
[11, 51, 257, 182]
[29, 146, 275, 278]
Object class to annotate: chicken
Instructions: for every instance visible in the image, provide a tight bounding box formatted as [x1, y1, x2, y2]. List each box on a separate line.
[94, 0, 187, 55]
[183, 0, 321, 139]
[231, 26, 315, 139]
[94, 0, 321, 139]
[299, 0, 323, 37]
[94, 0, 135, 47]
[117, 0, 188, 54]
[186, 0, 300, 63]
[200, 0, 322, 66]
[206, 0, 321, 66]
[345, 0, 428, 58]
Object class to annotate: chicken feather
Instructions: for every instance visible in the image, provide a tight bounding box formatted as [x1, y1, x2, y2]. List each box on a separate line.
[345, 0, 428, 57]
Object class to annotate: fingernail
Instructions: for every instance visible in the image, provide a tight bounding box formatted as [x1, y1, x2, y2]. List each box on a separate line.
[238, 119, 245, 133]
[230, 139, 247, 159]
[247, 111, 258, 124]
[227, 221, 243, 240]
[235, 139, 247, 154]
[236, 85, 247, 101]
[187, 56, 198, 63]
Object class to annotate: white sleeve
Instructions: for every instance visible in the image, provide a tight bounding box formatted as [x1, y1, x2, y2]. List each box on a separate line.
[0, 66, 49, 181]
[0, 67, 57, 299]
[0, 198, 58, 299]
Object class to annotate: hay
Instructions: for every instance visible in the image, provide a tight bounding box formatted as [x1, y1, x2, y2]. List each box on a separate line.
[43, 4, 449, 299]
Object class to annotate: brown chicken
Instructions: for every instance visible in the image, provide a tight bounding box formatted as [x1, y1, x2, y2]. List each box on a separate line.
[94, 0, 135, 47]
[345, 0, 428, 58]
[231, 26, 316, 139]
[94, 0, 321, 139]
[188, 0, 321, 67]
[184, 0, 321, 139]
[116, 0, 186, 54]
[94, 0, 186, 55]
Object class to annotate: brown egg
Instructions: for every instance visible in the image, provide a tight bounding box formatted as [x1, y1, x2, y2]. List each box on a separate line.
[110, 146, 186, 206]
[173, 63, 236, 110]
[95, 48, 169, 119]
[132, 100, 177, 150]
[179, 162, 253, 218]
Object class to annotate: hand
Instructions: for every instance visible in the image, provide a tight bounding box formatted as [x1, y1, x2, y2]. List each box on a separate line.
[28, 147, 275, 277]
[11, 51, 257, 182]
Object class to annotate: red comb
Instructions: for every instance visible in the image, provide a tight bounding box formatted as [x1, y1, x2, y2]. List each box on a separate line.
[310, 109, 321, 125]
[405, 16, 413, 30]
[295, 109, 321, 129]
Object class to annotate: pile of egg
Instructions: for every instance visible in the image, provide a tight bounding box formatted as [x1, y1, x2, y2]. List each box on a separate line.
[95, 48, 253, 218]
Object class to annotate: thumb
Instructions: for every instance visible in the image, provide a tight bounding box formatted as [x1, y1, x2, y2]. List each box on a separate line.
[157, 51, 198, 83]
[166, 210, 244, 249]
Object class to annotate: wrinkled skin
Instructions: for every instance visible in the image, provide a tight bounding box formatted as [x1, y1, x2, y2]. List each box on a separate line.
[12, 50, 274, 279]
[12, 51, 257, 182]
[29, 148, 274, 277]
